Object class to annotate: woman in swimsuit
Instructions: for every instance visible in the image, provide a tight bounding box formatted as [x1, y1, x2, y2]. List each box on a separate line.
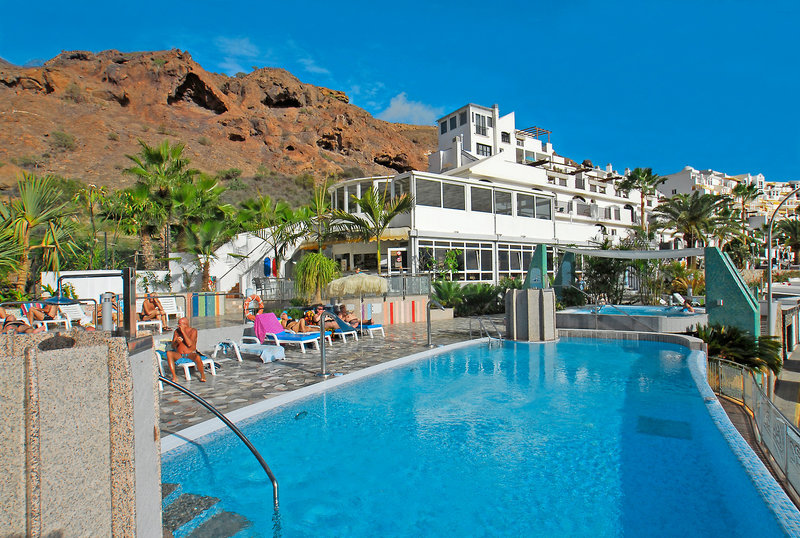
[279, 311, 313, 333]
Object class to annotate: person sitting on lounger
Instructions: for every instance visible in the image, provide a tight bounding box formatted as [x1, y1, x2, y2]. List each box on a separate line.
[312, 304, 338, 330]
[27, 300, 58, 326]
[141, 292, 170, 330]
[338, 304, 372, 328]
[3, 313, 45, 334]
[165, 317, 205, 382]
[279, 311, 314, 333]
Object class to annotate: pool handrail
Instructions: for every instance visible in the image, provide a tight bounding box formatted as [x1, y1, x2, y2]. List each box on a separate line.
[318, 310, 337, 378]
[469, 316, 503, 341]
[158, 375, 279, 510]
[427, 299, 444, 347]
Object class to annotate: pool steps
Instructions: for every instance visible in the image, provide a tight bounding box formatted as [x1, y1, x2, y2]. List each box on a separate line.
[162, 482, 254, 537]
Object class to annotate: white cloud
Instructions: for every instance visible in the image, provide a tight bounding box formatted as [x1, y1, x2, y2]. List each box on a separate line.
[218, 58, 246, 75]
[299, 57, 330, 75]
[214, 37, 260, 58]
[377, 93, 443, 125]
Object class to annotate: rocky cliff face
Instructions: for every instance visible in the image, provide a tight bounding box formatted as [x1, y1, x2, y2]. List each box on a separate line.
[0, 49, 436, 191]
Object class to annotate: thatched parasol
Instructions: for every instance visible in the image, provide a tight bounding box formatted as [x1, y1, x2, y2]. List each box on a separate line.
[326, 273, 388, 298]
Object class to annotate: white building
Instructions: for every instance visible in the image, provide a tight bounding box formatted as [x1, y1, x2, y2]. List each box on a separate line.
[323, 103, 656, 283]
[659, 166, 741, 197]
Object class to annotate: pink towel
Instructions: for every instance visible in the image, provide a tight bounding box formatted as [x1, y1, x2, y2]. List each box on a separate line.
[254, 312, 284, 343]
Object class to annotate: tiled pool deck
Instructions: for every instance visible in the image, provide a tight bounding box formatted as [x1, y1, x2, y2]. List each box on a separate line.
[160, 316, 494, 435]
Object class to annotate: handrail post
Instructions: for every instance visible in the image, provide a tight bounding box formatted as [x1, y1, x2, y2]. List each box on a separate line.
[318, 311, 336, 378]
[159, 376, 279, 510]
[427, 299, 444, 348]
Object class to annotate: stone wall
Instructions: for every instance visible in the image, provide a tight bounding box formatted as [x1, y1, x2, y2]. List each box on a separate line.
[0, 330, 160, 536]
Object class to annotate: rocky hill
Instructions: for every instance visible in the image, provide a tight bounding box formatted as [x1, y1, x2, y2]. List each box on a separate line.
[0, 49, 436, 197]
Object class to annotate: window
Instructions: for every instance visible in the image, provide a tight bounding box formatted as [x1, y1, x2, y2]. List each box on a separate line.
[394, 177, 410, 197]
[501, 131, 510, 143]
[336, 187, 345, 211]
[471, 186, 493, 213]
[442, 183, 465, 210]
[672, 189, 677, 195]
[449, 116, 457, 130]
[517, 194, 535, 218]
[535, 197, 552, 220]
[440, 121, 447, 134]
[476, 143, 492, 157]
[459, 111, 467, 125]
[487, 116, 493, 128]
[358, 181, 373, 211]
[516, 139, 524, 147]
[475, 114, 487, 136]
[495, 191, 512, 215]
[416, 179, 441, 207]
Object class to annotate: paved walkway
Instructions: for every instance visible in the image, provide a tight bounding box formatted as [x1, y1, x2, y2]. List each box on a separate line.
[159, 316, 499, 435]
[775, 346, 800, 427]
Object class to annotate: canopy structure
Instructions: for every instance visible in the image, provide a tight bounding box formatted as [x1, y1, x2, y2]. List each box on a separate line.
[557, 247, 705, 260]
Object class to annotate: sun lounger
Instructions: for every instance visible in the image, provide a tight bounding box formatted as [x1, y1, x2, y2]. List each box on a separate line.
[20, 302, 71, 331]
[58, 303, 94, 327]
[358, 323, 384, 338]
[213, 337, 286, 364]
[158, 296, 184, 323]
[332, 316, 359, 342]
[254, 312, 323, 353]
[156, 349, 216, 382]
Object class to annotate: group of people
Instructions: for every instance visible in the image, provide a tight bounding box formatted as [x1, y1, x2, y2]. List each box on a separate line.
[0, 306, 46, 334]
[278, 304, 372, 333]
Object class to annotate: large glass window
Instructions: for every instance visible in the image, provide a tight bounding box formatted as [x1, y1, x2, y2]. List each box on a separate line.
[497, 243, 536, 281]
[394, 177, 410, 198]
[416, 179, 441, 207]
[442, 183, 465, 210]
[358, 181, 373, 211]
[336, 187, 345, 211]
[475, 114, 487, 136]
[449, 116, 457, 130]
[417, 240, 493, 282]
[459, 111, 467, 125]
[517, 194, 535, 218]
[535, 196, 552, 220]
[471, 186, 493, 213]
[440, 121, 447, 134]
[476, 143, 492, 157]
[495, 191, 512, 215]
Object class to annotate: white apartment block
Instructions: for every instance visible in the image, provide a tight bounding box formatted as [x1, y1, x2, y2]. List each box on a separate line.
[324, 103, 657, 284]
[659, 166, 740, 197]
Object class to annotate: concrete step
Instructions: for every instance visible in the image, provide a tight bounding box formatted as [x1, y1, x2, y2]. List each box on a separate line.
[163, 493, 220, 536]
[161, 483, 255, 538]
[186, 511, 253, 537]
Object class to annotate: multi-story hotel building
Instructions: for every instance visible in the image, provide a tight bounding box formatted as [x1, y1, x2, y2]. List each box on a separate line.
[324, 103, 657, 283]
[659, 166, 741, 197]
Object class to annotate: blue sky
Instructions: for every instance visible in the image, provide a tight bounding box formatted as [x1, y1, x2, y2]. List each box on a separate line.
[2, 1, 798, 181]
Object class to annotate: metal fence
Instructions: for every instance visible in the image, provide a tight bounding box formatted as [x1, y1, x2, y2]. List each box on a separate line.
[253, 278, 296, 302]
[708, 359, 800, 498]
[386, 274, 431, 298]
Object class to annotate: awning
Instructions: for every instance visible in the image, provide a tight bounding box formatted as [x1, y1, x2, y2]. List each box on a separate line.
[296, 227, 411, 251]
[557, 247, 705, 260]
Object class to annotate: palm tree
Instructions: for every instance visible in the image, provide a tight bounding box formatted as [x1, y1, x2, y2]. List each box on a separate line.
[124, 139, 199, 259]
[777, 218, 800, 264]
[0, 224, 21, 275]
[117, 184, 166, 269]
[185, 220, 233, 291]
[332, 186, 413, 275]
[299, 179, 335, 252]
[239, 193, 297, 276]
[74, 184, 108, 269]
[294, 251, 339, 304]
[616, 167, 666, 233]
[653, 191, 722, 268]
[709, 200, 743, 249]
[4, 173, 75, 291]
[732, 183, 761, 246]
[172, 175, 234, 249]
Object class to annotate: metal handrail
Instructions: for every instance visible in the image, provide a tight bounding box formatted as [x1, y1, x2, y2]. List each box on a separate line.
[318, 311, 337, 377]
[427, 299, 444, 347]
[159, 376, 279, 509]
[469, 316, 503, 340]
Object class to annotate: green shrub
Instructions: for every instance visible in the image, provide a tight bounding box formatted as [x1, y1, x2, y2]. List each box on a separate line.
[50, 131, 76, 151]
[152, 58, 166, 68]
[216, 168, 242, 180]
[62, 82, 85, 103]
[198, 136, 211, 146]
[432, 280, 463, 309]
[293, 173, 314, 190]
[457, 282, 502, 317]
[11, 155, 45, 169]
[157, 124, 174, 136]
[107, 132, 119, 141]
[696, 323, 781, 374]
[227, 177, 246, 191]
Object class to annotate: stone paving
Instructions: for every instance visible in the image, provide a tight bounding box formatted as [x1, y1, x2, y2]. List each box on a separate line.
[159, 315, 501, 435]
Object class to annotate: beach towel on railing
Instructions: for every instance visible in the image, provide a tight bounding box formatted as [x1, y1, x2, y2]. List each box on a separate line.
[254, 312, 285, 343]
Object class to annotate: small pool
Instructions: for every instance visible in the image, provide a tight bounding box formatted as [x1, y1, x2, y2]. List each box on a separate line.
[557, 305, 707, 332]
[162, 338, 796, 536]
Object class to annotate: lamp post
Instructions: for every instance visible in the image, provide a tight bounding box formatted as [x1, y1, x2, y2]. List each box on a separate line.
[766, 187, 800, 336]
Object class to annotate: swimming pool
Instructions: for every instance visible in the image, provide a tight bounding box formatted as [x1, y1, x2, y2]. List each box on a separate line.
[162, 338, 795, 536]
[557, 305, 707, 332]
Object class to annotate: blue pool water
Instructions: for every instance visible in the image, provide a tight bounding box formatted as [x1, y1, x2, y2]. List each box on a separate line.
[571, 304, 702, 317]
[163, 339, 785, 536]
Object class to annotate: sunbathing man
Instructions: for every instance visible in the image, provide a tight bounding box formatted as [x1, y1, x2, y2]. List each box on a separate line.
[165, 317, 205, 382]
[3, 313, 45, 334]
[27, 300, 58, 326]
[311, 304, 337, 330]
[338, 304, 372, 328]
[141, 292, 170, 330]
[279, 311, 314, 333]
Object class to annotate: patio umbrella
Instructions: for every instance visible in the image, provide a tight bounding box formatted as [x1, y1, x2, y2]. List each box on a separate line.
[326, 273, 388, 298]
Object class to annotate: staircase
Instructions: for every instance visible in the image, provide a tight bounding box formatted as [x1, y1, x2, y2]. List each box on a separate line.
[162, 483, 254, 538]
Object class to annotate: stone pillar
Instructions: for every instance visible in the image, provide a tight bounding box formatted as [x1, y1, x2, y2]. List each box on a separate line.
[0, 330, 160, 536]
[505, 288, 557, 341]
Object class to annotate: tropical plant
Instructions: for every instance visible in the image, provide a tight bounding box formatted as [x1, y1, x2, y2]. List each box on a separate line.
[432, 279, 463, 308]
[2, 173, 77, 291]
[294, 252, 339, 304]
[443, 249, 462, 280]
[732, 182, 761, 244]
[333, 185, 413, 275]
[777, 218, 800, 264]
[184, 220, 233, 291]
[0, 226, 21, 275]
[708, 199, 743, 249]
[299, 178, 335, 252]
[73, 184, 108, 269]
[653, 191, 722, 268]
[116, 183, 165, 269]
[616, 167, 666, 233]
[671, 271, 705, 295]
[239, 193, 297, 276]
[696, 323, 781, 374]
[582, 238, 629, 304]
[457, 282, 502, 316]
